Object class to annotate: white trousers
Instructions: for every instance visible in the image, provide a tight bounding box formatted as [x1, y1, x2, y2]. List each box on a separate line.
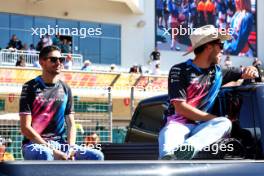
[158, 117, 232, 158]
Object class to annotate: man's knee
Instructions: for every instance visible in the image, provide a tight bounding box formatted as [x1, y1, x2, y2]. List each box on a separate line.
[23, 145, 53, 160]
[213, 117, 232, 133]
[89, 149, 104, 160]
[25, 144, 53, 160]
[218, 117, 232, 126]
[76, 148, 104, 160]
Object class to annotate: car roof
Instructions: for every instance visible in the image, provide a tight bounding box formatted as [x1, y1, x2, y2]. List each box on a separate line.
[138, 94, 168, 107]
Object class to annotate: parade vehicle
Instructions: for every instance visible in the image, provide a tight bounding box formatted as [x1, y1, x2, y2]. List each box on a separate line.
[102, 66, 264, 160]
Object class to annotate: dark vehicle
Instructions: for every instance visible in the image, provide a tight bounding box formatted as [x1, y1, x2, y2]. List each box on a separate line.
[102, 84, 264, 160]
[102, 67, 264, 160]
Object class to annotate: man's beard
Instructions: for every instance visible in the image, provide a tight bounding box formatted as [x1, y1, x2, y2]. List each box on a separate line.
[209, 50, 220, 65]
[47, 68, 61, 75]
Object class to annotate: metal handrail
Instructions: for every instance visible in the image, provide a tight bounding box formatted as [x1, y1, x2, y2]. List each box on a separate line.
[0, 49, 83, 69]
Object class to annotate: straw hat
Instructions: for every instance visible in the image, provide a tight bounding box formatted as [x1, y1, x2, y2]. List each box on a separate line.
[183, 25, 232, 56]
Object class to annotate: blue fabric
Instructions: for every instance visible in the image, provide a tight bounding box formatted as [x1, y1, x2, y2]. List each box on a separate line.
[20, 76, 73, 144]
[216, 1, 227, 13]
[156, 0, 164, 10]
[186, 59, 203, 73]
[200, 65, 222, 112]
[22, 141, 104, 160]
[224, 12, 254, 55]
[168, 0, 179, 16]
[186, 59, 223, 112]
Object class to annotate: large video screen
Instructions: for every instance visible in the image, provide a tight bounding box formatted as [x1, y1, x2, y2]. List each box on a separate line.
[155, 0, 257, 57]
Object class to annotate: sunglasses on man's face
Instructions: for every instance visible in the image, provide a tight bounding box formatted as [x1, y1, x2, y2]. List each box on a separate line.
[48, 57, 65, 63]
[215, 42, 224, 50]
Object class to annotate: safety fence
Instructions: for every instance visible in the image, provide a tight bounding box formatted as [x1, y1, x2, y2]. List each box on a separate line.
[0, 90, 113, 160]
[0, 49, 83, 69]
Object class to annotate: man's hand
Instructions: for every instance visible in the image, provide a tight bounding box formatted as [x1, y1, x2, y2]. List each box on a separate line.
[241, 66, 258, 79]
[53, 149, 68, 160]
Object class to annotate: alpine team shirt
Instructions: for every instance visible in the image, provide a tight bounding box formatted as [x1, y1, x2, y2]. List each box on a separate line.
[166, 59, 241, 124]
[19, 76, 74, 142]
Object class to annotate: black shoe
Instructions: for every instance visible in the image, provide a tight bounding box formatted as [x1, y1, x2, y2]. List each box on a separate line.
[161, 153, 175, 160]
[173, 145, 196, 160]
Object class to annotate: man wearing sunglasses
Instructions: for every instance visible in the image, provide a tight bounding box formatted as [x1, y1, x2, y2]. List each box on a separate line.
[19, 45, 104, 160]
[159, 25, 258, 160]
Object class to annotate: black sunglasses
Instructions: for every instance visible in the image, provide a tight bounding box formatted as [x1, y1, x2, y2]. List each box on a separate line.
[214, 42, 224, 50]
[48, 57, 65, 63]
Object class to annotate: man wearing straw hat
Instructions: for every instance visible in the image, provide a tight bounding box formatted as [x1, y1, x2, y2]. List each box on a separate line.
[159, 25, 258, 160]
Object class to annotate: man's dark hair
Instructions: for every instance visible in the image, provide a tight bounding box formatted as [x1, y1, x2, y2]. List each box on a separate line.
[39, 45, 61, 60]
[194, 39, 221, 55]
[194, 45, 206, 55]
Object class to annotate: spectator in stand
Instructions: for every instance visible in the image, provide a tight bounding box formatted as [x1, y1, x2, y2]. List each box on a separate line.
[67, 40, 72, 53]
[149, 47, 161, 74]
[63, 54, 73, 70]
[42, 34, 53, 48]
[110, 64, 116, 72]
[16, 56, 26, 67]
[81, 60, 92, 71]
[149, 47, 161, 64]
[28, 44, 37, 54]
[252, 58, 262, 67]
[36, 36, 44, 51]
[22, 43, 28, 51]
[138, 65, 143, 74]
[7, 34, 23, 50]
[60, 39, 71, 53]
[152, 63, 161, 75]
[129, 64, 140, 74]
[52, 33, 61, 47]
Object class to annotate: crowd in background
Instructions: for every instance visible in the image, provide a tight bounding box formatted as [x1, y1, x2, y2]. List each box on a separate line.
[5, 33, 72, 54]
[3, 33, 163, 75]
[156, 0, 256, 57]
